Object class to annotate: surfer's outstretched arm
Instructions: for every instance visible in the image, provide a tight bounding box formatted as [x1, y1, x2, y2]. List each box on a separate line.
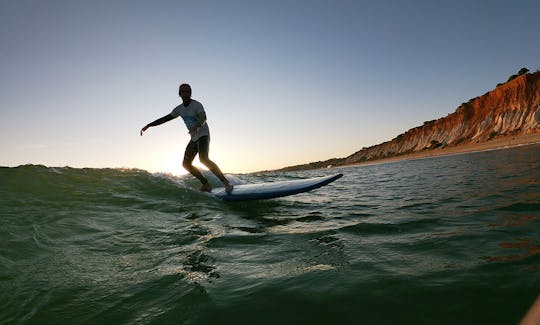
[140, 114, 176, 135]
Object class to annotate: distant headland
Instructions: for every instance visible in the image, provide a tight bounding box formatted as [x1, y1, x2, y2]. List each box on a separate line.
[276, 68, 540, 172]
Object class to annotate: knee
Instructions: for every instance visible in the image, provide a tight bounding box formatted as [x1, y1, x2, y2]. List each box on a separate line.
[182, 160, 192, 170]
[199, 157, 211, 166]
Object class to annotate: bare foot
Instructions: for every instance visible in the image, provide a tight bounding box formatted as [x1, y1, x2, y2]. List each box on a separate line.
[200, 182, 212, 192]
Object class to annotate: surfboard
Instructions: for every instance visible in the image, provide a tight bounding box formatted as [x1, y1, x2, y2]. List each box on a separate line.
[212, 173, 343, 201]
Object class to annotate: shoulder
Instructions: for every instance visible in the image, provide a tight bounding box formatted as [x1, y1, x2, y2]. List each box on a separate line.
[170, 104, 183, 117]
[191, 99, 204, 110]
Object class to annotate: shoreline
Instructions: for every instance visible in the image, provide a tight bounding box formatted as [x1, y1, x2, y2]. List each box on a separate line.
[341, 132, 540, 168]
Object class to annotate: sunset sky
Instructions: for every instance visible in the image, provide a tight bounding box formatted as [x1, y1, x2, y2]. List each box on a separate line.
[1, 0, 539, 174]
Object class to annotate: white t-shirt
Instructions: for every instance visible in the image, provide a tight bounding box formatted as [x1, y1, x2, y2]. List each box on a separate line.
[170, 99, 210, 141]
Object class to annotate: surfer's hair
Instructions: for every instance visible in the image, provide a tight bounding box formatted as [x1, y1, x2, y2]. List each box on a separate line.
[179, 83, 191, 96]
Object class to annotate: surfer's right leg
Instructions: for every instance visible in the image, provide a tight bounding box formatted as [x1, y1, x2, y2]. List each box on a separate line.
[197, 136, 233, 192]
[182, 140, 212, 192]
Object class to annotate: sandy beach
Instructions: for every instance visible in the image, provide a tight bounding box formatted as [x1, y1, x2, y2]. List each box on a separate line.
[348, 132, 540, 167]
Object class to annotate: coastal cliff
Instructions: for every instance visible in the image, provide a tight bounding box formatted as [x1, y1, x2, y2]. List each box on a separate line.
[278, 70, 540, 172]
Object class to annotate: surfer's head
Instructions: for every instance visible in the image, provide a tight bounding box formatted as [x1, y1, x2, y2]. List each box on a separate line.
[179, 83, 192, 102]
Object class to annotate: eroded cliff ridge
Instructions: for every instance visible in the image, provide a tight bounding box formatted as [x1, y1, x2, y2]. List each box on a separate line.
[279, 70, 540, 171]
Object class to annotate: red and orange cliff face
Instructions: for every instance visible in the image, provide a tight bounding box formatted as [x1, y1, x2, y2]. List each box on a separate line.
[343, 71, 540, 164]
[275, 70, 540, 172]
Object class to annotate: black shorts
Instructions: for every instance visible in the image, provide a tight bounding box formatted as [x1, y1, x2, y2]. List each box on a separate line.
[184, 136, 210, 163]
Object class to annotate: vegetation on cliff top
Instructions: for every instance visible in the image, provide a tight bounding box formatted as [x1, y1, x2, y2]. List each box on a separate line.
[498, 67, 530, 86]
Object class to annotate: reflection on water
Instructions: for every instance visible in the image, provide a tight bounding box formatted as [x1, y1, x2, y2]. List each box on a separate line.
[483, 238, 540, 264]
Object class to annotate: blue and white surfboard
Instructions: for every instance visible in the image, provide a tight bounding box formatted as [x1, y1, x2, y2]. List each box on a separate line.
[212, 173, 343, 201]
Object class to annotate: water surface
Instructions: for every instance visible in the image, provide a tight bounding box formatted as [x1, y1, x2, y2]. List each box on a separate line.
[1, 144, 539, 324]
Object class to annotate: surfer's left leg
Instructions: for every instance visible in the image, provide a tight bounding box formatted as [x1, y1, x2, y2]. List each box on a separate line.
[197, 136, 233, 192]
[183, 139, 212, 192]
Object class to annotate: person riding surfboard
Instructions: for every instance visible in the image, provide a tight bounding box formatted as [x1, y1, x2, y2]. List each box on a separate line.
[140, 83, 233, 193]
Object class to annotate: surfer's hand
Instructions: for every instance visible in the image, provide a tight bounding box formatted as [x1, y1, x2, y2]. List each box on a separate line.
[140, 125, 149, 136]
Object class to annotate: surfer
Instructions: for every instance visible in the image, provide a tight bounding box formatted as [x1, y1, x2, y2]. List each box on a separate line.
[140, 83, 233, 193]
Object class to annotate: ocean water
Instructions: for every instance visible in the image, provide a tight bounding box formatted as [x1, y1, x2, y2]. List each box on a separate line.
[1, 144, 540, 324]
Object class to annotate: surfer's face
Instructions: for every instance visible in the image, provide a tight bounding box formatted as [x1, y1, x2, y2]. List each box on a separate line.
[179, 86, 191, 102]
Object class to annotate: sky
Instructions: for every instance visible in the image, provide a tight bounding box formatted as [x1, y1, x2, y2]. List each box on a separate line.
[1, 0, 539, 174]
